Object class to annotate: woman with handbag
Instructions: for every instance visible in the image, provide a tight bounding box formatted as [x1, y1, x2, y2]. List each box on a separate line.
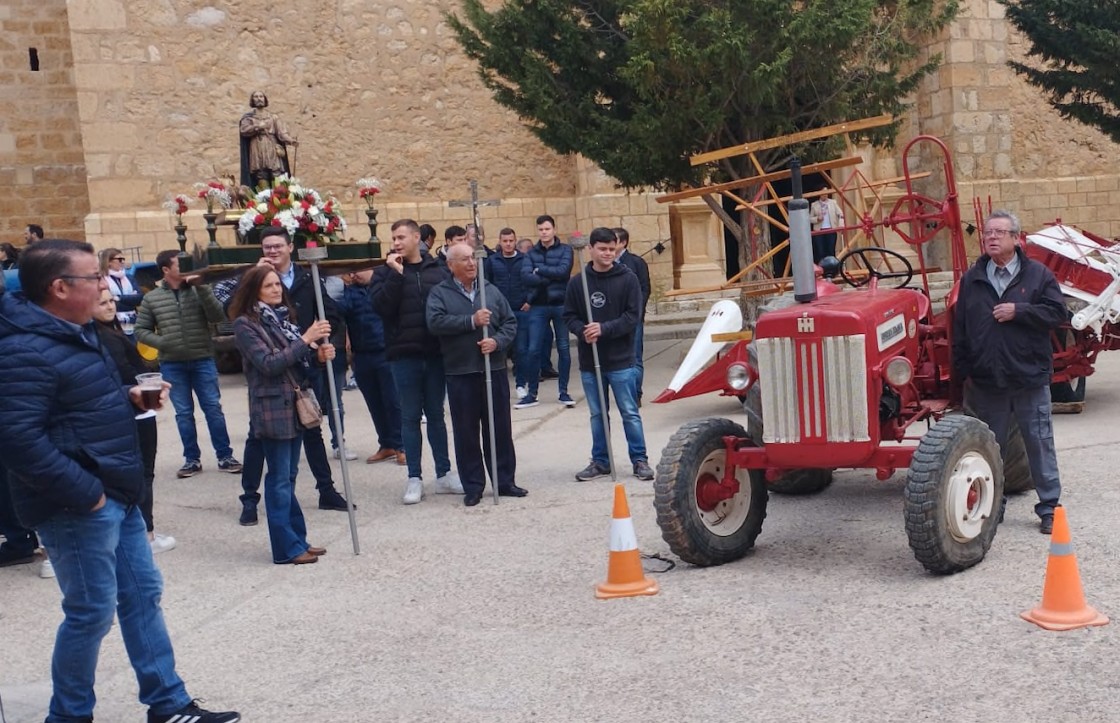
[229, 265, 334, 565]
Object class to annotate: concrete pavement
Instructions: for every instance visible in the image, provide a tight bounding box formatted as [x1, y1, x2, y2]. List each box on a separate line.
[3, 336, 1120, 722]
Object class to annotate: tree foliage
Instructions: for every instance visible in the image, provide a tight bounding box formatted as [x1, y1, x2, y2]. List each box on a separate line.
[448, 0, 957, 190]
[1002, 0, 1120, 143]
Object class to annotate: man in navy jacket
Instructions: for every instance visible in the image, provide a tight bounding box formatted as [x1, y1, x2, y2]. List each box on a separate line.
[563, 228, 655, 482]
[519, 214, 575, 409]
[952, 210, 1067, 534]
[490, 227, 532, 397]
[0, 239, 239, 723]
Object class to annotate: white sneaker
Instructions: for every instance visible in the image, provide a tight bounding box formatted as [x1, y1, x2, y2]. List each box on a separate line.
[40, 557, 55, 579]
[434, 470, 465, 494]
[403, 477, 424, 505]
[150, 533, 177, 555]
[333, 447, 358, 461]
[516, 385, 528, 400]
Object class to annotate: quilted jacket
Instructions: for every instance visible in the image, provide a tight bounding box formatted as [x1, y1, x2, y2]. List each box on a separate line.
[0, 292, 144, 527]
[233, 313, 314, 440]
[521, 240, 574, 306]
[134, 281, 225, 361]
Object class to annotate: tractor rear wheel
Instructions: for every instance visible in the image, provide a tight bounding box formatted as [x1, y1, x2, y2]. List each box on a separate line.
[1050, 328, 1087, 404]
[743, 343, 834, 495]
[1001, 418, 1034, 495]
[904, 415, 1003, 574]
[654, 417, 768, 567]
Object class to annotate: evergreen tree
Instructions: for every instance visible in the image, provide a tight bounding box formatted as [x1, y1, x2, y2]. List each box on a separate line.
[1002, 0, 1120, 142]
[449, 0, 957, 191]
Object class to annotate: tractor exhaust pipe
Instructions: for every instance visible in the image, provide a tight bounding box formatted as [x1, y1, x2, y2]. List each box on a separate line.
[789, 158, 816, 303]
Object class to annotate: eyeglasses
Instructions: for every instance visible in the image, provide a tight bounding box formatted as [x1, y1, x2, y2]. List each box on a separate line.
[983, 228, 1015, 238]
[261, 243, 289, 252]
[112, 256, 126, 262]
[58, 274, 104, 283]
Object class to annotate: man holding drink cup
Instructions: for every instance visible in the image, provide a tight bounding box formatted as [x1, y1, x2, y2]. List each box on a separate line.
[0, 239, 241, 723]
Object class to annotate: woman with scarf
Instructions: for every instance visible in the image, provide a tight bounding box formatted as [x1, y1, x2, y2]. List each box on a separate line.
[229, 265, 334, 565]
[99, 247, 143, 333]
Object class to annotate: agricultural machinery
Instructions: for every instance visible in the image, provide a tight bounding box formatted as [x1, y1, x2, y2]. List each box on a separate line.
[652, 134, 1120, 574]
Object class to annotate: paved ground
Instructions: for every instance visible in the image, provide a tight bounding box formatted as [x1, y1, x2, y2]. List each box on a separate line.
[3, 336, 1120, 722]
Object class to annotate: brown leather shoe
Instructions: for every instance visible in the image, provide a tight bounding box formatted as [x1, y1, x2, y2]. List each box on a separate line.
[290, 551, 318, 565]
[395, 450, 407, 466]
[366, 448, 396, 464]
[307, 546, 327, 556]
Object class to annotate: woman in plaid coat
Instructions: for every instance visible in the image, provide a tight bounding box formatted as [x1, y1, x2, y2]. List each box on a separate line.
[229, 265, 335, 565]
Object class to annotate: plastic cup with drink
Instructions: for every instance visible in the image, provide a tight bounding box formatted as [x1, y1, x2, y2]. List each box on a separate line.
[136, 372, 163, 410]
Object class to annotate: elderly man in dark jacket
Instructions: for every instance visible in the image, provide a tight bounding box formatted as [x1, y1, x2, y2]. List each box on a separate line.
[952, 209, 1067, 534]
[427, 243, 526, 506]
[373, 218, 463, 504]
[0, 240, 239, 723]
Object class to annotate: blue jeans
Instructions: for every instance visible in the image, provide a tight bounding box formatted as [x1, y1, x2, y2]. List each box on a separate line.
[633, 321, 645, 399]
[528, 304, 570, 396]
[160, 358, 233, 463]
[390, 357, 451, 479]
[36, 499, 191, 722]
[579, 367, 648, 467]
[512, 309, 532, 388]
[261, 437, 310, 563]
[353, 351, 403, 450]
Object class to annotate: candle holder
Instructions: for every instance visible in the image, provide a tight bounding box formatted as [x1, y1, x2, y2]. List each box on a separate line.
[365, 208, 382, 258]
[174, 223, 188, 253]
[203, 212, 219, 248]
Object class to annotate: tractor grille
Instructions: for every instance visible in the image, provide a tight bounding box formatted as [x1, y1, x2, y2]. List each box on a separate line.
[755, 334, 869, 444]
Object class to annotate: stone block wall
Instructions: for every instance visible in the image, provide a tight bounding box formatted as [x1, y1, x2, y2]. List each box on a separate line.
[0, 0, 89, 242]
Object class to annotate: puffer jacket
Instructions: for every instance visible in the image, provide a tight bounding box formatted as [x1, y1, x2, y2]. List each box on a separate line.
[337, 281, 388, 355]
[134, 281, 225, 361]
[522, 240, 573, 306]
[0, 293, 144, 527]
[489, 251, 531, 309]
[371, 254, 449, 360]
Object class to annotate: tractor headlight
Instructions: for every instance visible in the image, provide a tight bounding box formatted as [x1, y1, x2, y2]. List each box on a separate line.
[884, 356, 913, 388]
[726, 362, 750, 391]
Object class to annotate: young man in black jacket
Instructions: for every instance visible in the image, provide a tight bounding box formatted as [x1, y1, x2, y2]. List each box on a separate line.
[519, 214, 575, 409]
[952, 209, 1067, 534]
[563, 227, 654, 481]
[613, 226, 651, 404]
[372, 219, 463, 504]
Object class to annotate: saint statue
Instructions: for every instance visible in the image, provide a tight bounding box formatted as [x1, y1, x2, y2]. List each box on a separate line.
[239, 90, 298, 189]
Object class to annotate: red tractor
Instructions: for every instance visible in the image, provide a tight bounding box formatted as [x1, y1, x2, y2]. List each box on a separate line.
[653, 136, 1019, 574]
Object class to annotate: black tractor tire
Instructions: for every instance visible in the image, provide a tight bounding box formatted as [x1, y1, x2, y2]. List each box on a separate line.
[904, 414, 1004, 574]
[1001, 418, 1034, 495]
[654, 417, 768, 567]
[743, 343, 835, 495]
[1050, 327, 1088, 403]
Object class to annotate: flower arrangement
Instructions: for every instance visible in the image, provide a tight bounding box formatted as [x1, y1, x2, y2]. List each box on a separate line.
[162, 194, 192, 225]
[356, 177, 383, 209]
[194, 180, 233, 214]
[237, 175, 347, 243]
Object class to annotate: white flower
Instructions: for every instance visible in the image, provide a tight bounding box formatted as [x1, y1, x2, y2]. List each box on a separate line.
[238, 212, 255, 235]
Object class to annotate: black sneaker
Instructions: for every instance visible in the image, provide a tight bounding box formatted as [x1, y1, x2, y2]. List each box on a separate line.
[575, 461, 611, 481]
[218, 457, 243, 474]
[148, 699, 240, 723]
[539, 369, 560, 380]
[633, 460, 654, 481]
[238, 504, 258, 527]
[177, 461, 202, 478]
[0, 547, 38, 567]
[514, 395, 539, 409]
[318, 486, 354, 511]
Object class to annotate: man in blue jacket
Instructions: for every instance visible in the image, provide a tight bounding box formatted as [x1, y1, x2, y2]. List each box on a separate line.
[952, 210, 1067, 534]
[490, 227, 532, 398]
[563, 228, 655, 482]
[338, 268, 404, 465]
[0, 239, 239, 723]
[518, 214, 575, 409]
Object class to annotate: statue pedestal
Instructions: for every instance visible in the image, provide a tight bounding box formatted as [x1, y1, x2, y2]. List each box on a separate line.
[669, 199, 726, 289]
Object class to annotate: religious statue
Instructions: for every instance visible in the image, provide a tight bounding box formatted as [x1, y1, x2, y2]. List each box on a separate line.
[239, 90, 298, 189]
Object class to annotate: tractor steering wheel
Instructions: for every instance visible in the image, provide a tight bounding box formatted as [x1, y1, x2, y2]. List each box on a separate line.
[837, 246, 914, 289]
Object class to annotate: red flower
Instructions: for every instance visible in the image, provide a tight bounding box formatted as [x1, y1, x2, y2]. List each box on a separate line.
[271, 218, 281, 226]
[254, 214, 264, 224]
[308, 222, 320, 233]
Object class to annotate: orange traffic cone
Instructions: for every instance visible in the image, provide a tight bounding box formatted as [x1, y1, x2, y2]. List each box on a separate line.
[1021, 506, 1109, 631]
[595, 484, 660, 600]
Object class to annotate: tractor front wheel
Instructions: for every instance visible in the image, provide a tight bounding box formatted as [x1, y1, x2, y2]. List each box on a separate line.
[904, 414, 1003, 574]
[654, 418, 768, 567]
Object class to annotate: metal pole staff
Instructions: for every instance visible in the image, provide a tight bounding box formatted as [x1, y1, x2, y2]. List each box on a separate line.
[474, 246, 502, 505]
[569, 235, 617, 481]
[299, 245, 360, 554]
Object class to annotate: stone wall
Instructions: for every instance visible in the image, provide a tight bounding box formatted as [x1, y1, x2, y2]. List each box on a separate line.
[0, 0, 89, 242]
